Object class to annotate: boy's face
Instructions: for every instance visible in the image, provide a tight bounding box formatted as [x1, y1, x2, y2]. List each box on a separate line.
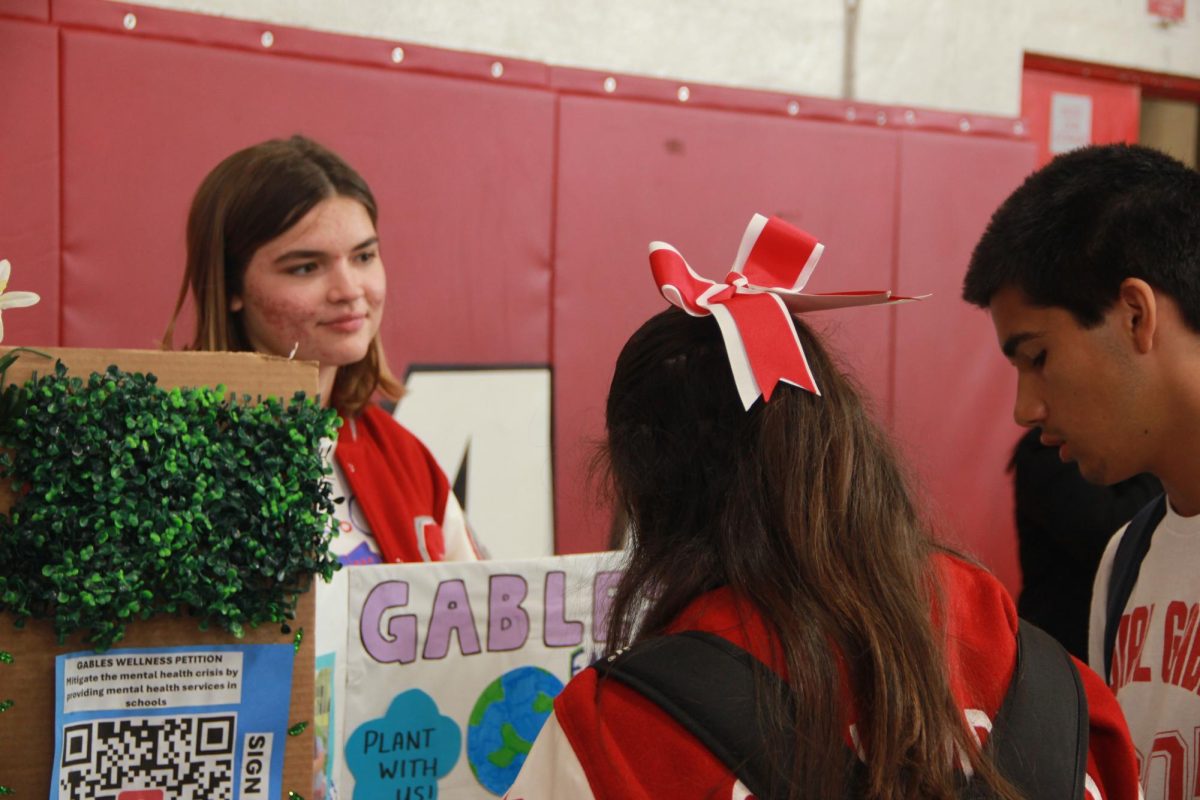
[988, 286, 1148, 486]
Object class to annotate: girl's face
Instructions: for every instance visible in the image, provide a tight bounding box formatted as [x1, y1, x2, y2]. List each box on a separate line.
[232, 195, 386, 376]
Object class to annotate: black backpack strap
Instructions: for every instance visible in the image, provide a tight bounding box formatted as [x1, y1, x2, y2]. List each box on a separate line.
[592, 630, 807, 798]
[982, 621, 1087, 800]
[595, 625, 1087, 799]
[1103, 493, 1167, 682]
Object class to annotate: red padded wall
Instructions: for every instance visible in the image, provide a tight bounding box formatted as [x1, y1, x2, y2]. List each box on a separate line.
[0, 0, 48, 22]
[892, 131, 1036, 591]
[3, 0, 1039, 592]
[553, 95, 901, 553]
[59, 29, 554, 369]
[0, 18, 59, 346]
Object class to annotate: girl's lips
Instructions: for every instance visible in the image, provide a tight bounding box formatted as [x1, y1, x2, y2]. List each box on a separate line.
[322, 315, 366, 333]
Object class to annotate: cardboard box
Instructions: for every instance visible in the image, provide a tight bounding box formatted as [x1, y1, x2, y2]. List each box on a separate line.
[0, 348, 321, 798]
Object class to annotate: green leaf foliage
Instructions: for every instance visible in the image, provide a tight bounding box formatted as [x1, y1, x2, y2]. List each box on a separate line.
[0, 362, 341, 651]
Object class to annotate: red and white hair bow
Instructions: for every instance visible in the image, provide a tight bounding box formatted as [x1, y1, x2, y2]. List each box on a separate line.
[650, 213, 926, 409]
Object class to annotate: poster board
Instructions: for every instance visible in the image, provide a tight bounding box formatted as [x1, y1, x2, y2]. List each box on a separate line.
[0, 347, 320, 799]
[316, 552, 622, 798]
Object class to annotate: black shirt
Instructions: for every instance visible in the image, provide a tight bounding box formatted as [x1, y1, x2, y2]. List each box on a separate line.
[1011, 427, 1161, 660]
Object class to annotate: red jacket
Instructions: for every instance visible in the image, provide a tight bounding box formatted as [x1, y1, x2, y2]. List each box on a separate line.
[334, 405, 479, 563]
[507, 554, 1141, 799]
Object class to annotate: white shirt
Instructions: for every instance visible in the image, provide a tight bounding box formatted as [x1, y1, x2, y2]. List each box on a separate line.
[1090, 498, 1200, 800]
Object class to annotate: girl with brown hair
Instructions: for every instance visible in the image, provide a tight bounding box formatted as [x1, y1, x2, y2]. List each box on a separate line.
[507, 216, 1139, 799]
[166, 135, 481, 566]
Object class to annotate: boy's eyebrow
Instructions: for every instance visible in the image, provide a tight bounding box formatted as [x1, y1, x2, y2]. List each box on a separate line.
[1001, 332, 1041, 359]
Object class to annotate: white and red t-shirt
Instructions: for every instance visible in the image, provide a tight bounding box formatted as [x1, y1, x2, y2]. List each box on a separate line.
[1090, 500, 1200, 800]
[510, 554, 1141, 800]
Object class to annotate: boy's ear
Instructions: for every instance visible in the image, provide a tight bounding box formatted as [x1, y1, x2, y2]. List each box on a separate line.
[1117, 278, 1157, 354]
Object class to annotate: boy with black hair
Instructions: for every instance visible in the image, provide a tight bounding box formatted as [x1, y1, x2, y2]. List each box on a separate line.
[963, 143, 1200, 795]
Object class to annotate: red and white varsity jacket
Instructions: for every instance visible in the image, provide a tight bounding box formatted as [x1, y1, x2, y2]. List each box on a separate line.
[334, 404, 480, 563]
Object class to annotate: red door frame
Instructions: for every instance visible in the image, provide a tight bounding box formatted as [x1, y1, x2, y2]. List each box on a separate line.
[1025, 52, 1200, 103]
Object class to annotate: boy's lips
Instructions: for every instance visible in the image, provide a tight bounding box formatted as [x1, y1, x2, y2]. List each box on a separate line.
[1039, 432, 1070, 462]
[1039, 432, 1063, 448]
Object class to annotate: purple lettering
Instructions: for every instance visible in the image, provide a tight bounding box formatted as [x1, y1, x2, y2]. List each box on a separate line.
[423, 580, 481, 659]
[544, 571, 583, 647]
[360, 581, 417, 664]
[487, 575, 530, 652]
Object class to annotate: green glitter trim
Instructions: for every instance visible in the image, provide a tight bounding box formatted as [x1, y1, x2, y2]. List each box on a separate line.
[288, 793, 304, 800]
[287, 721, 309, 736]
[0, 646, 10, 796]
[293, 628, 304, 653]
[0, 648, 9, 795]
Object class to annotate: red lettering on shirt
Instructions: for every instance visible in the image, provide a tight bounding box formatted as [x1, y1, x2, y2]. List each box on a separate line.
[1113, 604, 1155, 690]
[1159, 601, 1200, 694]
[1183, 614, 1200, 694]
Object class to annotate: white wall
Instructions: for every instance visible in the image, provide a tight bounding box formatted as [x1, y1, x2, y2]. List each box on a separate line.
[116, 0, 1200, 116]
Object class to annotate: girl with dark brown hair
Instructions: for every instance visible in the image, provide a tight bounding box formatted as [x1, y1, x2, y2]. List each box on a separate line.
[166, 135, 481, 566]
[507, 218, 1139, 799]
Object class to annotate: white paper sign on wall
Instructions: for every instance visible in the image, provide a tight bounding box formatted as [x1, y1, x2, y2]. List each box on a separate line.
[1050, 92, 1093, 154]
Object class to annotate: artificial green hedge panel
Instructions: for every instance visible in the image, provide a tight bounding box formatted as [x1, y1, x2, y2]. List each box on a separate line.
[0, 362, 340, 651]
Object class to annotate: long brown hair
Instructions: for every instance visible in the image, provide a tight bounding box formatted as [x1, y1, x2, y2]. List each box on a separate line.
[163, 134, 403, 415]
[602, 308, 1021, 800]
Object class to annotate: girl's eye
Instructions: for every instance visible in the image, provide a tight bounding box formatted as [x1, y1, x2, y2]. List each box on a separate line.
[288, 262, 318, 276]
[1031, 350, 1047, 368]
[354, 250, 378, 265]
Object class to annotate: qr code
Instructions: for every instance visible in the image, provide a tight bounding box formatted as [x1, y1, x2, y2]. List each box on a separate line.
[58, 713, 237, 800]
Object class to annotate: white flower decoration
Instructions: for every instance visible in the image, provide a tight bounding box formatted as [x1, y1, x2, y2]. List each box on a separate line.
[0, 259, 41, 343]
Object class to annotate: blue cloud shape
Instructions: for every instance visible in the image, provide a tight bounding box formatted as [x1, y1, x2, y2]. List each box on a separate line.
[346, 689, 461, 800]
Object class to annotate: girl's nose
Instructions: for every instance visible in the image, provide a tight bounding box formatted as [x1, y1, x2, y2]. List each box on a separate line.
[326, 260, 363, 303]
